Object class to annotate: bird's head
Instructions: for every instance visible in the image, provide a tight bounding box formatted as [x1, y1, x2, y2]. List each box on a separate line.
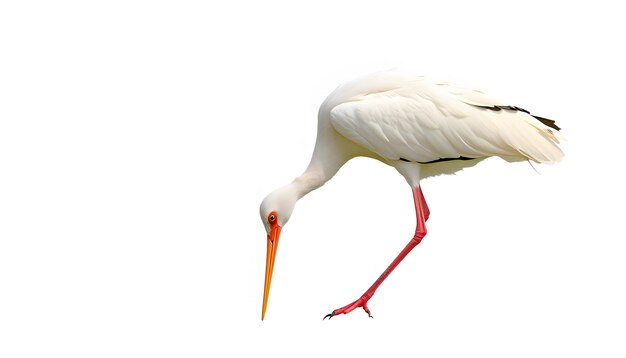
[259, 185, 298, 320]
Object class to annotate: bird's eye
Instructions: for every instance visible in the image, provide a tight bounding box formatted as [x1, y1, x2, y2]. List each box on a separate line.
[269, 214, 276, 222]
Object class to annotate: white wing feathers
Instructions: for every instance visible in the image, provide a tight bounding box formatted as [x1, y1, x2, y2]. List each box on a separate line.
[329, 79, 563, 164]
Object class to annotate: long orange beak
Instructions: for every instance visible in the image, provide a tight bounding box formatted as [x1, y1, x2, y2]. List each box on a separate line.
[262, 224, 281, 320]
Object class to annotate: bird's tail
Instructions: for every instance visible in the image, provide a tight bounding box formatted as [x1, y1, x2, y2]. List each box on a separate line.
[509, 115, 565, 164]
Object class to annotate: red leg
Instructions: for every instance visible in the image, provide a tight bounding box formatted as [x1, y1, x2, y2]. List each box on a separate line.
[324, 186, 429, 319]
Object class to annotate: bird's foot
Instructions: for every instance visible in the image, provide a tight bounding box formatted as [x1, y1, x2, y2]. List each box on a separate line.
[323, 296, 373, 320]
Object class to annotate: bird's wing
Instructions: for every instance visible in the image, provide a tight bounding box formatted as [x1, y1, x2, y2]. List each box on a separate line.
[329, 79, 563, 164]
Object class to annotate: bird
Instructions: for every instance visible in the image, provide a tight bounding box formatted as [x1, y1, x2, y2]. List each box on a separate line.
[259, 70, 563, 320]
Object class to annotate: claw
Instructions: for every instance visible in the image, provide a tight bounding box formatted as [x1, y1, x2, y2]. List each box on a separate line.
[363, 304, 373, 318]
[323, 312, 336, 320]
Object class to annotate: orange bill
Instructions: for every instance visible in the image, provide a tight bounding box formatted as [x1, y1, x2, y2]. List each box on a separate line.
[262, 224, 281, 320]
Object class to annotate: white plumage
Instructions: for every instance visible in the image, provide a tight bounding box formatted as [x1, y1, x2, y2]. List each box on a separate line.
[325, 71, 563, 177]
[260, 70, 564, 320]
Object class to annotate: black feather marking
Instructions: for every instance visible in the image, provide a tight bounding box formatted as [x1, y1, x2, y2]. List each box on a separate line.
[399, 156, 477, 164]
[468, 103, 561, 131]
[532, 115, 561, 131]
[514, 106, 530, 114]
[419, 156, 476, 164]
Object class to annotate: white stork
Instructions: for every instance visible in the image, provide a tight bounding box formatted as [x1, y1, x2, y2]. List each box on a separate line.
[260, 70, 563, 320]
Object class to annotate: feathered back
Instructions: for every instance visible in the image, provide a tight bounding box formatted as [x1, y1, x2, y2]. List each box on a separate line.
[325, 72, 564, 166]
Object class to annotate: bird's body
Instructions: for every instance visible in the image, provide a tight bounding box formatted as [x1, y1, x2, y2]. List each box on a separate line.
[260, 71, 563, 320]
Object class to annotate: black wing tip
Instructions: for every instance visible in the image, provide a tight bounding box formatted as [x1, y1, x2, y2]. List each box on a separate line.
[532, 115, 561, 131]
[469, 103, 562, 131]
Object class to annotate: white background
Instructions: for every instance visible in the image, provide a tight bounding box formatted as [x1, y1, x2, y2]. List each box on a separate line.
[1, 1, 625, 357]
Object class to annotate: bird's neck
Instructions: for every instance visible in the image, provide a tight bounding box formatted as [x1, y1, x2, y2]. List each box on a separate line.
[287, 122, 353, 200]
[291, 168, 327, 199]
[291, 148, 347, 199]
